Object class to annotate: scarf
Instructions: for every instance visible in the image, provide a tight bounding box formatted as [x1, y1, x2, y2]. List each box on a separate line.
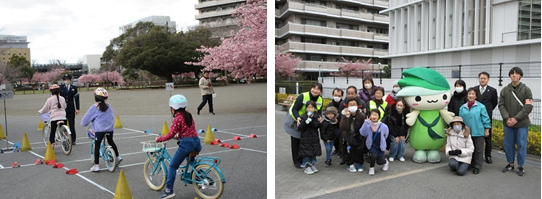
[418, 114, 443, 140]
[467, 101, 475, 110]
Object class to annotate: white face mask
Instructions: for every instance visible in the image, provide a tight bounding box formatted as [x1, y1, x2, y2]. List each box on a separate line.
[348, 106, 357, 113]
[64, 81, 70, 85]
[333, 96, 341, 102]
[364, 84, 372, 90]
[455, 87, 464, 93]
[453, 125, 462, 132]
[396, 106, 404, 112]
[307, 111, 313, 116]
[393, 87, 400, 93]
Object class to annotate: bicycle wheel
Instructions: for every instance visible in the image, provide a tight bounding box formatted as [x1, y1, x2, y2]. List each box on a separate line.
[143, 157, 166, 190]
[58, 125, 72, 155]
[42, 124, 50, 147]
[192, 163, 224, 199]
[104, 146, 117, 172]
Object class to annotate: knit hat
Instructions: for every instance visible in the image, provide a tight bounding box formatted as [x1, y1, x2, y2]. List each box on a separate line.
[324, 106, 338, 116]
[396, 67, 450, 97]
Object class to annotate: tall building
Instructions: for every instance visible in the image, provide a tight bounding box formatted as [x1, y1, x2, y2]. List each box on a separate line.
[381, 0, 541, 78]
[195, 0, 246, 38]
[275, 0, 390, 78]
[82, 54, 101, 72]
[0, 35, 31, 65]
[119, 16, 177, 34]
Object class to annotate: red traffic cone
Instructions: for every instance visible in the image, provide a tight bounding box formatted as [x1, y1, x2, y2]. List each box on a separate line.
[11, 162, 20, 168]
[230, 144, 240, 149]
[233, 136, 242, 140]
[53, 163, 64, 168]
[249, 134, 257, 138]
[214, 139, 222, 143]
[46, 160, 57, 165]
[66, 168, 78, 175]
[210, 140, 220, 145]
[220, 143, 230, 147]
[34, 159, 43, 165]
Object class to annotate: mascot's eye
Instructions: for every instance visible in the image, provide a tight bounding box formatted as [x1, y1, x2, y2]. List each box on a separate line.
[443, 94, 448, 100]
[415, 96, 422, 102]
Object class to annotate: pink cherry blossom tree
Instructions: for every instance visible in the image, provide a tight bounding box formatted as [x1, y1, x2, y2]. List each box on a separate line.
[44, 68, 65, 85]
[97, 71, 124, 89]
[275, 48, 300, 78]
[332, 57, 372, 78]
[78, 74, 101, 87]
[191, 0, 266, 83]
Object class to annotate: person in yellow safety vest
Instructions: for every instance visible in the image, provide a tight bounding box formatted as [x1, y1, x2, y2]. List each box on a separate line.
[369, 87, 388, 121]
[283, 82, 324, 169]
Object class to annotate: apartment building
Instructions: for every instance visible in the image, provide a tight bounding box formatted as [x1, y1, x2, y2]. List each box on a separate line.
[119, 16, 177, 34]
[381, 0, 541, 78]
[275, 0, 390, 78]
[0, 35, 31, 65]
[195, 0, 246, 38]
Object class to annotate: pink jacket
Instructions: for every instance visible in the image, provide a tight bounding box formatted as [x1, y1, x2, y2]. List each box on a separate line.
[38, 95, 67, 121]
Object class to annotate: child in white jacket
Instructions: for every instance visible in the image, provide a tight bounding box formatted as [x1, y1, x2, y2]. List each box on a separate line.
[446, 116, 474, 176]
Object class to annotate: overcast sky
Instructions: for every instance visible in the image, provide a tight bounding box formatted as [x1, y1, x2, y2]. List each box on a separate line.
[0, 0, 199, 64]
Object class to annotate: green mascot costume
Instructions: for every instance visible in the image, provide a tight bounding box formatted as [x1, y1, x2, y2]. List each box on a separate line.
[396, 67, 454, 163]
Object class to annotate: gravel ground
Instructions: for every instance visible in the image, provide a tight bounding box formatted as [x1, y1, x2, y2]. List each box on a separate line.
[5, 83, 266, 116]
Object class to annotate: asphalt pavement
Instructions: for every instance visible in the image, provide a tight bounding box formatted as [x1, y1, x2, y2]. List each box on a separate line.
[275, 105, 541, 199]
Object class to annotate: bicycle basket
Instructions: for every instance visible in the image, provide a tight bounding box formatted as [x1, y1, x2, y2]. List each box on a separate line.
[40, 113, 50, 123]
[141, 141, 164, 153]
[87, 126, 95, 139]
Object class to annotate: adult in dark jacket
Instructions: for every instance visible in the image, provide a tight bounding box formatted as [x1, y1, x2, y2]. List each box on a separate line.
[320, 106, 339, 167]
[448, 79, 467, 117]
[382, 99, 409, 162]
[340, 97, 367, 173]
[283, 82, 323, 169]
[470, 72, 499, 164]
[60, 74, 80, 144]
[336, 86, 367, 158]
[298, 101, 322, 175]
[359, 77, 376, 105]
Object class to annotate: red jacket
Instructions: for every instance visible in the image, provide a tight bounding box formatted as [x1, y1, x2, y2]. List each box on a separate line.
[156, 112, 197, 142]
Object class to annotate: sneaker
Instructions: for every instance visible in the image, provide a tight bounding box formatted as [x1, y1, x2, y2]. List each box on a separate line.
[310, 165, 318, 173]
[368, 167, 375, 176]
[389, 157, 394, 162]
[304, 167, 314, 175]
[116, 156, 123, 166]
[72, 141, 76, 145]
[209, 112, 215, 115]
[90, 165, 100, 172]
[399, 157, 405, 162]
[382, 160, 389, 171]
[324, 160, 331, 168]
[347, 165, 356, 172]
[502, 164, 514, 173]
[517, 167, 525, 176]
[159, 189, 176, 199]
[357, 164, 364, 172]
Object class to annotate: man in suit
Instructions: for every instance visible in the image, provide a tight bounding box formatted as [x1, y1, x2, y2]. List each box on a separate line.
[471, 71, 498, 164]
[60, 74, 80, 145]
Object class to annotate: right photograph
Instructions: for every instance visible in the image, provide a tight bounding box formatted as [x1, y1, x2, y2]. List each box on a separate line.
[274, 0, 541, 198]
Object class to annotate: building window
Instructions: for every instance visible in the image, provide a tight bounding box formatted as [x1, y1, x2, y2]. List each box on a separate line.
[301, 36, 326, 44]
[518, 0, 541, 40]
[336, 22, 359, 30]
[301, 18, 326, 27]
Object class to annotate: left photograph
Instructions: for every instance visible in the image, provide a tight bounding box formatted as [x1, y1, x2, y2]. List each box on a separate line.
[0, 0, 267, 198]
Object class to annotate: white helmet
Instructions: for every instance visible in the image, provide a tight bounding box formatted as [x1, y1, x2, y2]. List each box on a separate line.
[169, 94, 188, 110]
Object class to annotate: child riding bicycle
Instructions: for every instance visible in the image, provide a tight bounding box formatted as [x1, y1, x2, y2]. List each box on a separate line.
[81, 88, 122, 172]
[155, 94, 202, 199]
[38, 84, 67, 148]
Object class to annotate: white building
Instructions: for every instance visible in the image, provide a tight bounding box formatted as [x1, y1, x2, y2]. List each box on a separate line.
[119, 16, 177, 34]
[82, 54, 102, 72]
[380, 0, 541, 78]
[195, 0, 246, 38]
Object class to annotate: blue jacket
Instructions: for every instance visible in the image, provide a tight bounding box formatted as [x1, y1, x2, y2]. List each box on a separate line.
[459, 101, 491, 137]
[81, 103, 114, 133]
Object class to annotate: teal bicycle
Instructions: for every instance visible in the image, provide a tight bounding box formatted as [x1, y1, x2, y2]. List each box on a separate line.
[141, 141, 226, 199]
[88, 127, 117, 172]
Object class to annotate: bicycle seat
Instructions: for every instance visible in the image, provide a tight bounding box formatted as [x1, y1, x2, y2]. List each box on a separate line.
[56, 121, 65, 124]
[188, 152, 199, 158]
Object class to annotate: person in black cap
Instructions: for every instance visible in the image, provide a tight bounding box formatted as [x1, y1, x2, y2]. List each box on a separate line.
[60, 73, 80, 145]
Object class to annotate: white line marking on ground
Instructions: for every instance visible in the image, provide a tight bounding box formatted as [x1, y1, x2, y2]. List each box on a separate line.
[216, 131, 247, 136]
[218, 125, 267, 131]
[239, 148, 267, 154]
[0, 164, 3, 168]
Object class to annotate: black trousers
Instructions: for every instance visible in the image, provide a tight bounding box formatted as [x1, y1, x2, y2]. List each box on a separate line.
[342, 144, 364, 166]
[50, 120, 67, 145]
[197, 94, 213, 113]
[66, 111, 76, 142]
[94, 131, 119, 164]
[471, 136, 485, 169]
[484, 119, 493, 158]
[290, 136, 302, 166]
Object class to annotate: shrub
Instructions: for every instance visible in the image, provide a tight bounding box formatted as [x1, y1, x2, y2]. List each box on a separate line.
[492, 120, 541, 156]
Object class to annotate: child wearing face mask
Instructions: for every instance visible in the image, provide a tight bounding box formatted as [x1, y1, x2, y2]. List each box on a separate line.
[340, 97, 367, 173]
[298, 101, 322, 175]
[448, 80, 468, 117]
[320, 106, 339, 168]
[445, 116, 474, 176]
[382, 99, 409, 162]
[360, 109, 389, 176]
[325, 88, 343, 157]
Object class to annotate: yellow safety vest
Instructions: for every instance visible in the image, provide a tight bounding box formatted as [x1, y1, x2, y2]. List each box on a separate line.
[289, 92, 323, 120]
[369, 100, 388, 121]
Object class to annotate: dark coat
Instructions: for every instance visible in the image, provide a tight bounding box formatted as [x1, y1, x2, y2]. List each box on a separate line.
[298, 112, 322, 157]
[60, 84, 80, 112]
[320, 116, 339, 142]
[448, 90, 467, 116]
[339, 110, 366, 150]
[471, 85, 498, 118]
[382, 103, 409, 138]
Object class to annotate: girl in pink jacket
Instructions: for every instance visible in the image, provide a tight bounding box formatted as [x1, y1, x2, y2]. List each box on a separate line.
[38, 84, 67, 147]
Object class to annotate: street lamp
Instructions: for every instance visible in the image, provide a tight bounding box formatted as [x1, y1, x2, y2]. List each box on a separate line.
[318, 59, 322, 83]
[378, 62, 381, 78]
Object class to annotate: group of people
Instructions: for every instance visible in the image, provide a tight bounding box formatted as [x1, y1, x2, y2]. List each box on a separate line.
[38, 73, 208, 199]
[284, 67, 533, 177]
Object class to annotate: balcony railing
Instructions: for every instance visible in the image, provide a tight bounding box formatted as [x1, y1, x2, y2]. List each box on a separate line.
[195, 0, 244, 9]
[275, 23, 388, 42]
[276, 1, 388, 24]
[277, 42, 382, 57]
[195, 9, 236, 19]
